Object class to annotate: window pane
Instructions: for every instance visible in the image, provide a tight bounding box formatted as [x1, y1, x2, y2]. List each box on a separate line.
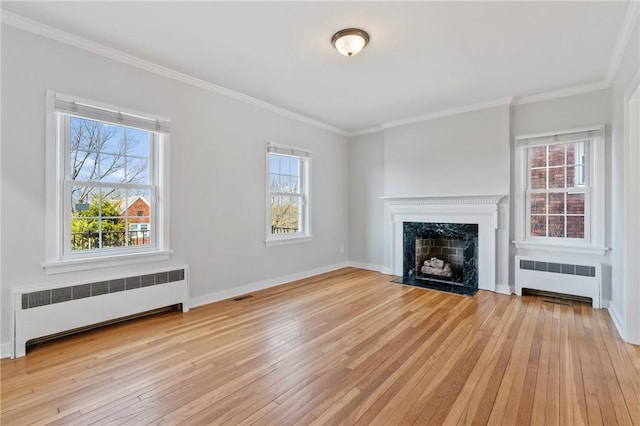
[98, 123, 126, 155]
[548, 216, 565, 237]
[530, 193, 546, 214]
[130, 217, 150, 246]
[71, 149, 98, 181]
[567, 193, 585, 215]
[268, 154, 301, 194]
[289, 157, 300, 177]
[127, 156, 149, 184]
[70, 186, 129, 251]
[529, 146, 547, 168]
[567, 165, 585, 187]
[549, 192, 565, 215]
[101, 188, 125, 216]
[566, 143, 576, 165]
[125, 190, 151, 247]
[70, 117, 103, 153]
[71, 186, 97, 215]
[548, 167, 565, 189]
[101, 218, 127, 248]
[548, 144, 565, 167]
[71, 186, 98, 250]
[271, 195, 301, 234]
[531, 216, 546, 237]
[100, 188, 126, 248]
[97, 153, 126, 183]
[269, 154, 279, 175]
[71, 219, 98, 250]
[125, 127, 150, 159]
[530, 168, 547, 189]
[69, 117, 151, 186]
[567, 142, 585, 166]
[567, 216, 585, 238]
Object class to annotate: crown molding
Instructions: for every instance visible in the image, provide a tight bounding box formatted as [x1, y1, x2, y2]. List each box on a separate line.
[511, 80, 610, 106]
[346, 126, 384, 137]
[378, 97, 514, 131]
[3, 6, 634, 140]
[606, 1, 640, 86]
[0, 10, 348, 137]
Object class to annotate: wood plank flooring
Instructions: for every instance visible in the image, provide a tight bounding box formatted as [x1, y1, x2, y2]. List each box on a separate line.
[1, 267, 639, 425]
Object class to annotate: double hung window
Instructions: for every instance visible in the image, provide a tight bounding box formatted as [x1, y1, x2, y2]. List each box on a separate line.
[515, 126, 606, 254]
[44, 92, 171, 272]
[266, 142, 312, 245]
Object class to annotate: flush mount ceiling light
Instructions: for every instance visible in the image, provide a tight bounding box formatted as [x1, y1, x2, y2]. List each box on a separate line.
[331, 28, 369, 57]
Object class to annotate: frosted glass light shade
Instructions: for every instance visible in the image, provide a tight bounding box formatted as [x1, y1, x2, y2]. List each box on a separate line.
[331, 28, 369, 57]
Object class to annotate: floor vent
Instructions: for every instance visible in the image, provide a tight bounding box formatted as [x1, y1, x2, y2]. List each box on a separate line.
[233, 294, 253, 301]
[523, 288, 592, 305]
[542, 299, 572, 307]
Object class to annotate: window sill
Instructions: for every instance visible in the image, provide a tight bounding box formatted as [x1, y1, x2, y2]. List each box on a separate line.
[513, 241, 608, 256]
[42, 250, 173, 275]
[265, 235, 313, 247]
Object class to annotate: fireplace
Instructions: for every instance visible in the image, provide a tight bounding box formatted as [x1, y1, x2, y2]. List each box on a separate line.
[383, 195, 506, 293]
[396, 222, 479, 295]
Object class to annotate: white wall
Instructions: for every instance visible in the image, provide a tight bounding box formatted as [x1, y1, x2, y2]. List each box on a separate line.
[610, 19, 639, 339]
[0, 25, 349, 349]
[511, 90, 612, 298]
[347, 132, 384, 270]
[383, 106, 511, 197]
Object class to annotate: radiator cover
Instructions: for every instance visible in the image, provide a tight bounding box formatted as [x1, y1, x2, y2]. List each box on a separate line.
[515, 256, 601, 308]
[11, 265, 190, 358]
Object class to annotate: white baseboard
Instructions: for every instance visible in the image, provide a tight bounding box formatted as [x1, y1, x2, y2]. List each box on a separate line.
[189, 261, 349, 309]
[495, 284, 513, 295]
[606, 300, 626, 341]
[1, 341, 12, 359]
[347, 261, 386, 273]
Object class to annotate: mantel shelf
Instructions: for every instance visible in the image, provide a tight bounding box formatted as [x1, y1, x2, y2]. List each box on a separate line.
[381, 194, 506, 205]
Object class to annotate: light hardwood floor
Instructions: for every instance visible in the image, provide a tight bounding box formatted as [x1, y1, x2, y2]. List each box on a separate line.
[2, 267, 639, 425]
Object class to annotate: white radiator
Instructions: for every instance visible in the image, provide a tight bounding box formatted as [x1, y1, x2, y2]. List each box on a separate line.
[11, 265, 190, 358]
[515, 256, 601, 308]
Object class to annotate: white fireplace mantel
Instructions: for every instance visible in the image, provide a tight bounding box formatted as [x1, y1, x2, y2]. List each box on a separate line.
[381, 194, 507, 292]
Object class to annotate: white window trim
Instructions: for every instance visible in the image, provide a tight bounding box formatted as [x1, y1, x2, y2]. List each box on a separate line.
[43, 91, 172, 274]
[265, 141, 313, 247]
[514, 125, 608, 255]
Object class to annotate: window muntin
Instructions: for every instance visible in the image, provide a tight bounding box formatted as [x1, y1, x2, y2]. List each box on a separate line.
[266, 142, 311, 243]
[527, 141, 588, 239]
[514, 125, 606, 254]
[64, 115, 156, 254]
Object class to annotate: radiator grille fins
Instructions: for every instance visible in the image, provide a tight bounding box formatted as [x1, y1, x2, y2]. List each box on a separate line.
[21, 269, 185, 310]
[519, 260, 595, 277]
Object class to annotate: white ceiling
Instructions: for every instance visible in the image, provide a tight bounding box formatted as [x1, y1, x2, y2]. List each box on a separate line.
[1, 1, 631, 133]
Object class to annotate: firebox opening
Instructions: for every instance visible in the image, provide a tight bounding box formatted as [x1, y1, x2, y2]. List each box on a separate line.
[396, 222, 478, 296]
[415, 236, 464, 284]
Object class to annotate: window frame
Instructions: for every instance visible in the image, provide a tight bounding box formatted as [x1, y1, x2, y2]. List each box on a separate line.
[265, 141, 312, 246]
[514, 125, 607, 255]
[43, 91, 172, 274]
